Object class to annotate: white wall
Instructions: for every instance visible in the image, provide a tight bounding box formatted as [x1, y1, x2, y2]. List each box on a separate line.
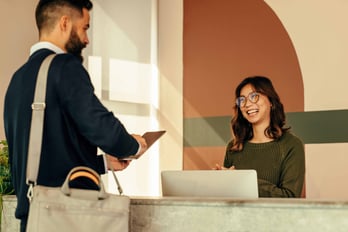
[87, 0, 183, 196]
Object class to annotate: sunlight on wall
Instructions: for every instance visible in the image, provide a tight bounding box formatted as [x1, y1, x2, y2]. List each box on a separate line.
[108, 58, 157, 105]
[87, 0, 161, 196]
[88, 56, 102, 98]
[90, 55, 161, 196]
[106, 114, 161, 196]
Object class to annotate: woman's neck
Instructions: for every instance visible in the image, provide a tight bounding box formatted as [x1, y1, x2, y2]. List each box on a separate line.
[249, 123, 273, 143]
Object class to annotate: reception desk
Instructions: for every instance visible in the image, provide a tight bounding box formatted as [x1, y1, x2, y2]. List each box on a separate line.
[2, 195, 348, 232]
[130, 197, 348, 232]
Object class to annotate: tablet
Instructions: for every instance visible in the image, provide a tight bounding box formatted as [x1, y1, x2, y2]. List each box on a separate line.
[122, 130, 166, 160]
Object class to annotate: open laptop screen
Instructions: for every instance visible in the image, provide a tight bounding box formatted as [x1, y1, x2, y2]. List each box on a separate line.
[161, 170, 258, 198]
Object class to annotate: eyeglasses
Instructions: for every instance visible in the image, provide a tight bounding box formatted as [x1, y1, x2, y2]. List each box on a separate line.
[235, 92, 260, 107]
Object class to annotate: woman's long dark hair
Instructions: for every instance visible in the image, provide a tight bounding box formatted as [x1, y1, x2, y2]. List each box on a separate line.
[231, 76, 289, 151]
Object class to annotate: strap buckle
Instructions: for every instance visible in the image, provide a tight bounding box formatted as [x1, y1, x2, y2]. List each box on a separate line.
[31, 102, 46, 111]
[27, 184, 34, 203]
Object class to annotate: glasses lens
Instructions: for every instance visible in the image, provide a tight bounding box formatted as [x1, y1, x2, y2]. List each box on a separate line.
[249, 92, 259, 103]
[236, 96, 245, 107]
[236, 92, 259, 107]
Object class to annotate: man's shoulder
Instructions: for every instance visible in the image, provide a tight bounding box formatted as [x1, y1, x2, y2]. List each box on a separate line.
[49, 53, 85, 76]
[54, 52, 77, 60]
[53, 53, 80, 65]
[30, 49, 79, 65]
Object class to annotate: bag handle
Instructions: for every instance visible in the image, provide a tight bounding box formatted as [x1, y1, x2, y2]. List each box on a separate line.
[69, 169, 100, 186]
[61, 166, 109, 199]
[26, 54, 56, 185]
[109, 162, 124, 195]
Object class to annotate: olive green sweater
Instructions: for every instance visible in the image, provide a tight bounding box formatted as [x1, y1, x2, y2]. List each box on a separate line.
[224, 132, 305, 197]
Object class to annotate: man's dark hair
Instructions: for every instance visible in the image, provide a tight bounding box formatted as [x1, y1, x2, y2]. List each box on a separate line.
[35, 0, 93, 32]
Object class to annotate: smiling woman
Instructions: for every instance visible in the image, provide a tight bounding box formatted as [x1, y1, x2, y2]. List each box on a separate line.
[217, 76, 305, 198]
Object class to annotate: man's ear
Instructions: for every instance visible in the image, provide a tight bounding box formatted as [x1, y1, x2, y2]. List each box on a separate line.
[59, 15, 72, 32]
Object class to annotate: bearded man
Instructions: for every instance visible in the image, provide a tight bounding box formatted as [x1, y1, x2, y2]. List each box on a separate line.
[3, 1, 147, 231]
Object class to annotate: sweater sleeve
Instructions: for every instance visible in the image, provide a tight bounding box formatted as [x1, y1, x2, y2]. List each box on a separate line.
[258, 134, 305, 198]
[55, 55, 139, 158]
[223, 141, 234, 168]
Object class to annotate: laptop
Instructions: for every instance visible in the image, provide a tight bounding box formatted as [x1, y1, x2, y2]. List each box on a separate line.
[161, 170, 258, 198]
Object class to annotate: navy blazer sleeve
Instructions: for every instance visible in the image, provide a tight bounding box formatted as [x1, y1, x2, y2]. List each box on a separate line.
[53, 54, 139, 158]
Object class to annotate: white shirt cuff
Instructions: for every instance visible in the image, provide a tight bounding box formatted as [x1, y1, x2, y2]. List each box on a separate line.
[135, 140, 142, 155]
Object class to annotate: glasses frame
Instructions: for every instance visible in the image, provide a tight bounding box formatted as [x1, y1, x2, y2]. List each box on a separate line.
[235, 91, 260, 108]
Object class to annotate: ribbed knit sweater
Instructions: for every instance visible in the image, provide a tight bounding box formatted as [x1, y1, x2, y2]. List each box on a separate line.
[224, 132, 305, 197]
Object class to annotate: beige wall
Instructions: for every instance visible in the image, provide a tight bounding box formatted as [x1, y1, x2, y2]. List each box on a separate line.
[0, 1, 37, 140]
[265, 1, 348, 111]
[157, 0, 184, 171]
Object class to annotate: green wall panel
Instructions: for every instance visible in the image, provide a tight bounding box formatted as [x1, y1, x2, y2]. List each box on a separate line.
[184, 110, 348, 147]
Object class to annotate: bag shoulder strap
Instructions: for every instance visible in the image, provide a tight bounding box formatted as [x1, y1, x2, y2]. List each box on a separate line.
[26, 54, 56, 185]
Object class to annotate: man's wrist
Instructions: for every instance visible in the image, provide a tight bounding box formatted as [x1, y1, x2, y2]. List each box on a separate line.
[135, 141, 142, 155]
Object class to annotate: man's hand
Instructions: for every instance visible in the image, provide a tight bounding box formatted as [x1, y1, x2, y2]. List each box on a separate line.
[107, 155, 131, 171]
[132, 134, 147, 156]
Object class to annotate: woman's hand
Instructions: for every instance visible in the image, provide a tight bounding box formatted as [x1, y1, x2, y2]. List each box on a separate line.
[106, 155, 132, 171]
[213, 164, 235, 170]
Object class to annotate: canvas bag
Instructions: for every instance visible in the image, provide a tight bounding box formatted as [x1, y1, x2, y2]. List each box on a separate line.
[25, 54, 130, 232]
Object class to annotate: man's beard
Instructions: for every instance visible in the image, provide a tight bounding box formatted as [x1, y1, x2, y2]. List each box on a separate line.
[65, 28, 86, 63]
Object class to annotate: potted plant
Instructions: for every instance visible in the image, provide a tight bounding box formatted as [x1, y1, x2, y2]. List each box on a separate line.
[0, 139, 14, 228]
[0, 140, 14, 195]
